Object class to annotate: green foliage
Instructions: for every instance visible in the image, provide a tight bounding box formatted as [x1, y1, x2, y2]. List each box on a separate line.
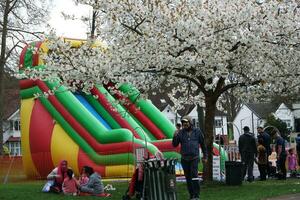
[264, 114, 289, 140]
[0, 180, 300, 200]
[3, 145, 10, 155]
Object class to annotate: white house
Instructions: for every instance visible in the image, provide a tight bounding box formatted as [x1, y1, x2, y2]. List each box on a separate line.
[185, 105, 228, 136]
[275, 103, 294, 129]
[2, 89, 21, 156]
[3, 109, 21, 156]
[292, 103, 300, 132]
[233, 103, 294, 143]
[148, 92, 228, 144]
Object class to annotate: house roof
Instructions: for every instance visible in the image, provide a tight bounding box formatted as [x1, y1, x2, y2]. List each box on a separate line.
[148, 90, 226, 117]
[6, 136, 21, 142]
[3, 89, 20, 120]
[246, 103, 279, 119]
[3, 73, 20, 120]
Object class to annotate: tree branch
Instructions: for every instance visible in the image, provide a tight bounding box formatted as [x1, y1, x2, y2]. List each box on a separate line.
[120, 18, 146, 36]
[218, 80, 262, 96]
[169, 45, 198, 58]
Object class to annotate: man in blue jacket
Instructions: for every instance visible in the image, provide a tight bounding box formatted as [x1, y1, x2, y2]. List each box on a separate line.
[172, 116, 207, 200]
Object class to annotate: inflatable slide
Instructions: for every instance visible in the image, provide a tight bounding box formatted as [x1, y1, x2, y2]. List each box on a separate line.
[19, 39, 228, 178]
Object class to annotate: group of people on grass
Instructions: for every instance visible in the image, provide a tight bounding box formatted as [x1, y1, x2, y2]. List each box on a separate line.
[45, 160, 105, 196]
[239, 126, 299, 182]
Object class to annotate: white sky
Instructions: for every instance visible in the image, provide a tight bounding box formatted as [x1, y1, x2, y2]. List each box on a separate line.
[48, 0, 91, 39]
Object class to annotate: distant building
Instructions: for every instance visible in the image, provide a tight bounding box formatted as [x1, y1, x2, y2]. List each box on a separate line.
[148, 92, 228, 144]
[2, 89, 21, 156]
[233, 102, 294, 143]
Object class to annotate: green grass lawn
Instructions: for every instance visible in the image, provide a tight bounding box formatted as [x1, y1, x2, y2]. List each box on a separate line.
[0, 179, 299, 200]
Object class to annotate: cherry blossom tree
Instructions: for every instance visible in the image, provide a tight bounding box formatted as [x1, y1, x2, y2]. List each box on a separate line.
[24, 0, 300, 180]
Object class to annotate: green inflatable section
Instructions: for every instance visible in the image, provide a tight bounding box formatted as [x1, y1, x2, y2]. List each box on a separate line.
[213, 143, 228, 172]
[96, 85, 151, 141]
[118, 83, 176, 138]
[129, 114, 156, 141]
[22, 86, 135, 165]
[20, 84, 159, 161]
[84, 94, 121, 129]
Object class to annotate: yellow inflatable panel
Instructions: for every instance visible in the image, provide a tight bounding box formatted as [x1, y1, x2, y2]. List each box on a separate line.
[51, 124, 79, 175]
[105, 165, 135, 177]
[21, 98, 39, 178]
[38, 41, 49, 65]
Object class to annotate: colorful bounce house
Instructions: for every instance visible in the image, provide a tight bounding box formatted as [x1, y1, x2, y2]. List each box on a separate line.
[20, 39, 228, 179]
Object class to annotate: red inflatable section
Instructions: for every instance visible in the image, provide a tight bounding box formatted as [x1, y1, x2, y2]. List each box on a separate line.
[32, 41, 43, 66]
[29, 99, 55, 177]
[105, 83, 166, 140]
[77, 149, 105, 176]
[34, 80, 142, 155]
[19, 44, 29, 69]
[91, 87, 141, 139]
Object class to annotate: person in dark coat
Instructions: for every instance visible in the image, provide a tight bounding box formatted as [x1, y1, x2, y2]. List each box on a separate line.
[272, 131, 287, 180]
[295, 133, 300, 166]
[172, 116, 207, 200]
[257, 126, 272, 177]
[238, 126, 257, 182]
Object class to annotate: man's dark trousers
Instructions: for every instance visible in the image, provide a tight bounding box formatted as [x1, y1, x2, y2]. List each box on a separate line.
[181, 158, 200, 199]
[241, 152, 254, 181]
[277, 154, 287, 179]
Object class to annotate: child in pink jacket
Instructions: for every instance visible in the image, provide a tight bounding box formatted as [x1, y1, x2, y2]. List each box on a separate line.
[287, 148, 298, 177]
[62, 169, 79, 196]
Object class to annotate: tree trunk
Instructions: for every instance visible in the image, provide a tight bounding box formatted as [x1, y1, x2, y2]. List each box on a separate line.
[203, 95, 217, 181]
[197, 103, 204, 132]
[91, 10, 97, 39]
[0, 0, 10, 155]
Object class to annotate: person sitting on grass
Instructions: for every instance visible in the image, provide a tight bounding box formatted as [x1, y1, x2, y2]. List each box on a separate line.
[47, 160, 68, 193]
[79, 166, 104, 196]
[79, 167, 89, 185]
[62, 169, 79, 196]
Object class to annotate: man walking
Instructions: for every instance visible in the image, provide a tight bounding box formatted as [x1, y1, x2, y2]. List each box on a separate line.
[257, 126, 271, 177]
[239, 126, 257, 182]
[172, 116, 207, 200]
[272, 130, 287, 180]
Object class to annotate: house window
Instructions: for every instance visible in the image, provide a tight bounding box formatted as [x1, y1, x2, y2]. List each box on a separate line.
[282, 120, 291, 128]
[215, 119, 223, 128]
[10, 121, 14, 130]
[8, 142, 21, 156]
[160, 99, 166, 103]
[14, 120, 21, 131]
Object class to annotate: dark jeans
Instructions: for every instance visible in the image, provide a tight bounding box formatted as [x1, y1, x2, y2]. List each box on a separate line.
[181, 158, 200, 199]
[258, 164, 267, 180]
[277, 154, 287, 180]
[241, 152, 254, 181]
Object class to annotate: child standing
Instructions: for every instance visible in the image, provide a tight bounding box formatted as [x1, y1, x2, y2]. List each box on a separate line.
[62, 169, 79, 196]
[257, 138, 268, 181]
[287, 148, 298, 177]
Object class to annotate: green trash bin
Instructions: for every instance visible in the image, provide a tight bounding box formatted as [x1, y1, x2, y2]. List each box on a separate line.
[143, 159, 177, 200]
[225, 161, 244, 185]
